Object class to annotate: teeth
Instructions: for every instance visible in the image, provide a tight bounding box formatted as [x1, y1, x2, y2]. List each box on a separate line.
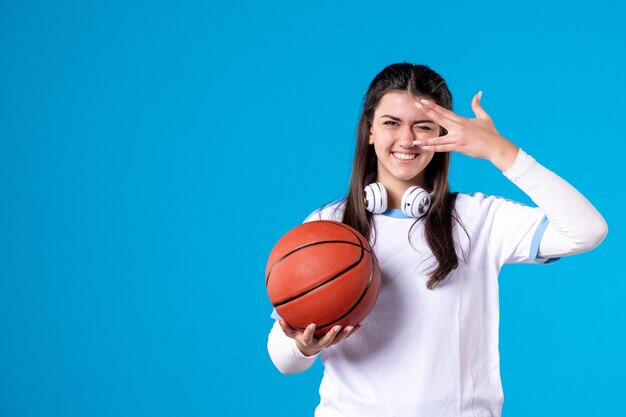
[393, 152, 417, 160]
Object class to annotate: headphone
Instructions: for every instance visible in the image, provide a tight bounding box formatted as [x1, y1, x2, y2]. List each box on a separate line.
[364, 182, 433, 218]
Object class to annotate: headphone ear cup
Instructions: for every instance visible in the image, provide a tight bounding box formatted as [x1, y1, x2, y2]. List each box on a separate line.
[364, 182, 388, 214]
[401, 186, 432, 218]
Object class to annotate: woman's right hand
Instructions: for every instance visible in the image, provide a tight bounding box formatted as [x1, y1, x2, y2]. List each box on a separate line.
[278, 320, 361, 357]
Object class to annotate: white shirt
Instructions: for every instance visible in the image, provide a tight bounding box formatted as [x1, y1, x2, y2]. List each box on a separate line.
[267, 149, 607, 417]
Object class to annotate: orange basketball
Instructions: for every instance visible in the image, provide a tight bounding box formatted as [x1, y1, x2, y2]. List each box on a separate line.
[266, 220, 381, 337]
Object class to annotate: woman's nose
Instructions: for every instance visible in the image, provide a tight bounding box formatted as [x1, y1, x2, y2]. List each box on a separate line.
[398, 127, 416, 146]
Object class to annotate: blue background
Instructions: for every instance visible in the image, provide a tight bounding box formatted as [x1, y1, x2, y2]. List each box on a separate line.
[1, 1, 623, 416]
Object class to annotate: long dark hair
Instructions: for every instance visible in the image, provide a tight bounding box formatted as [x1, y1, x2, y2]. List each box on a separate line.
[342, 62, 469, 290]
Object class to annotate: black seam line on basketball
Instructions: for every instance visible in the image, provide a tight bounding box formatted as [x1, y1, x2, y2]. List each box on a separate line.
[265, 239, 372, 286]
[319, 224, 376, 328]
[271, 241, 365, 307]
[290, 251, 375, 332]
[266, 239, 371, 285]
[315, 248, 375, 329]
[331, 222, 368, 248]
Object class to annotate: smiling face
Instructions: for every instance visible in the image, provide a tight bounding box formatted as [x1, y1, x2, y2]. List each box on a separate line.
[368, 91, 440, 194]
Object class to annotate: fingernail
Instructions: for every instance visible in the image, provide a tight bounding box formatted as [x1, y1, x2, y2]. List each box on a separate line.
[333, 325, 342, 332]
[413, 140, 422, 145]
[478, 90, 483, 100]
[422, 146, 431, 150]
[345, 326, 354, 333]
[309, 324, 316, 330]
[414, 101, 423, 109]
[420, 99, 430, 105]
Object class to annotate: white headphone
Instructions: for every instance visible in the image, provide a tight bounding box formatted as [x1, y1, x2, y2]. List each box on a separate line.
[364, 182, 433, 218]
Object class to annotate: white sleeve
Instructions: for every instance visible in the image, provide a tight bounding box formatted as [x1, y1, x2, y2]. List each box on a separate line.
[267, 320, 320, 375]
[502, 148, 608, 258]
[473, 192, 552, 265]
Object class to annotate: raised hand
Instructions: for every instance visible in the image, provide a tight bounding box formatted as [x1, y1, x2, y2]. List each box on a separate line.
[413, 92, 519, 171]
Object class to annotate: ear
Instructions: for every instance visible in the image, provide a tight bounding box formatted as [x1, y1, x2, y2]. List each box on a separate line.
[368, 130, 374, 145]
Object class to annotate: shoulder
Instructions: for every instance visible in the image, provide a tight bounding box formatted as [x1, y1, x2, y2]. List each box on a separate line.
[303, 196, 348, 223]
[455, 191, 530, 211]
[455, 192, 529, 217]
[453, 191, 534, 224]
[453, 192, 488, 217]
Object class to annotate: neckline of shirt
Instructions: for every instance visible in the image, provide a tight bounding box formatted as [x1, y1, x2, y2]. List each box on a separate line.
[379, 208, 413, 219]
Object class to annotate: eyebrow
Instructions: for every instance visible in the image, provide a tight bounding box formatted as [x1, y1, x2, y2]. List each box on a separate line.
[380, 114, 435, 124]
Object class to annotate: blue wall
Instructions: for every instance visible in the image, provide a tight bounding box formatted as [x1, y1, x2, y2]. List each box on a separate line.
[1, 1, 623, 416]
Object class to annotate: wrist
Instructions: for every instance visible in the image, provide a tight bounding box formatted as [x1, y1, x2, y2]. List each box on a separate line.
[489, 138, 519, 172]
[296, 342, 321, 357]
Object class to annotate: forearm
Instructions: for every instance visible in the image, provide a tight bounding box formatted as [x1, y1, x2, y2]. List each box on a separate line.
[501, 148, 608, 257]
[267, 320, 319, 375]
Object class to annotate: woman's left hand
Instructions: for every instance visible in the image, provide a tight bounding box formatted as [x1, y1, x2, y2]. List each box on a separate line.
[413, 92, 519, 171]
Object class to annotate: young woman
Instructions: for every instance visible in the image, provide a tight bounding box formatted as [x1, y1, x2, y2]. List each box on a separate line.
[267, 62, 608, 417]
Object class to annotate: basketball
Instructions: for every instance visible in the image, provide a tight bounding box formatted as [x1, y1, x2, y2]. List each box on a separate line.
[266, 220, 381, 337]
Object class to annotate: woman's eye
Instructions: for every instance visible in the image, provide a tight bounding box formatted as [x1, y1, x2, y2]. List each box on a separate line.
[416, 126, 432, 131]
[383, 121, 398, 126]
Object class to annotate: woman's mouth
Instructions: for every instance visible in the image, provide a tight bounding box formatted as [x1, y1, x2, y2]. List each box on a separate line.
[392, 152, 419, 161]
